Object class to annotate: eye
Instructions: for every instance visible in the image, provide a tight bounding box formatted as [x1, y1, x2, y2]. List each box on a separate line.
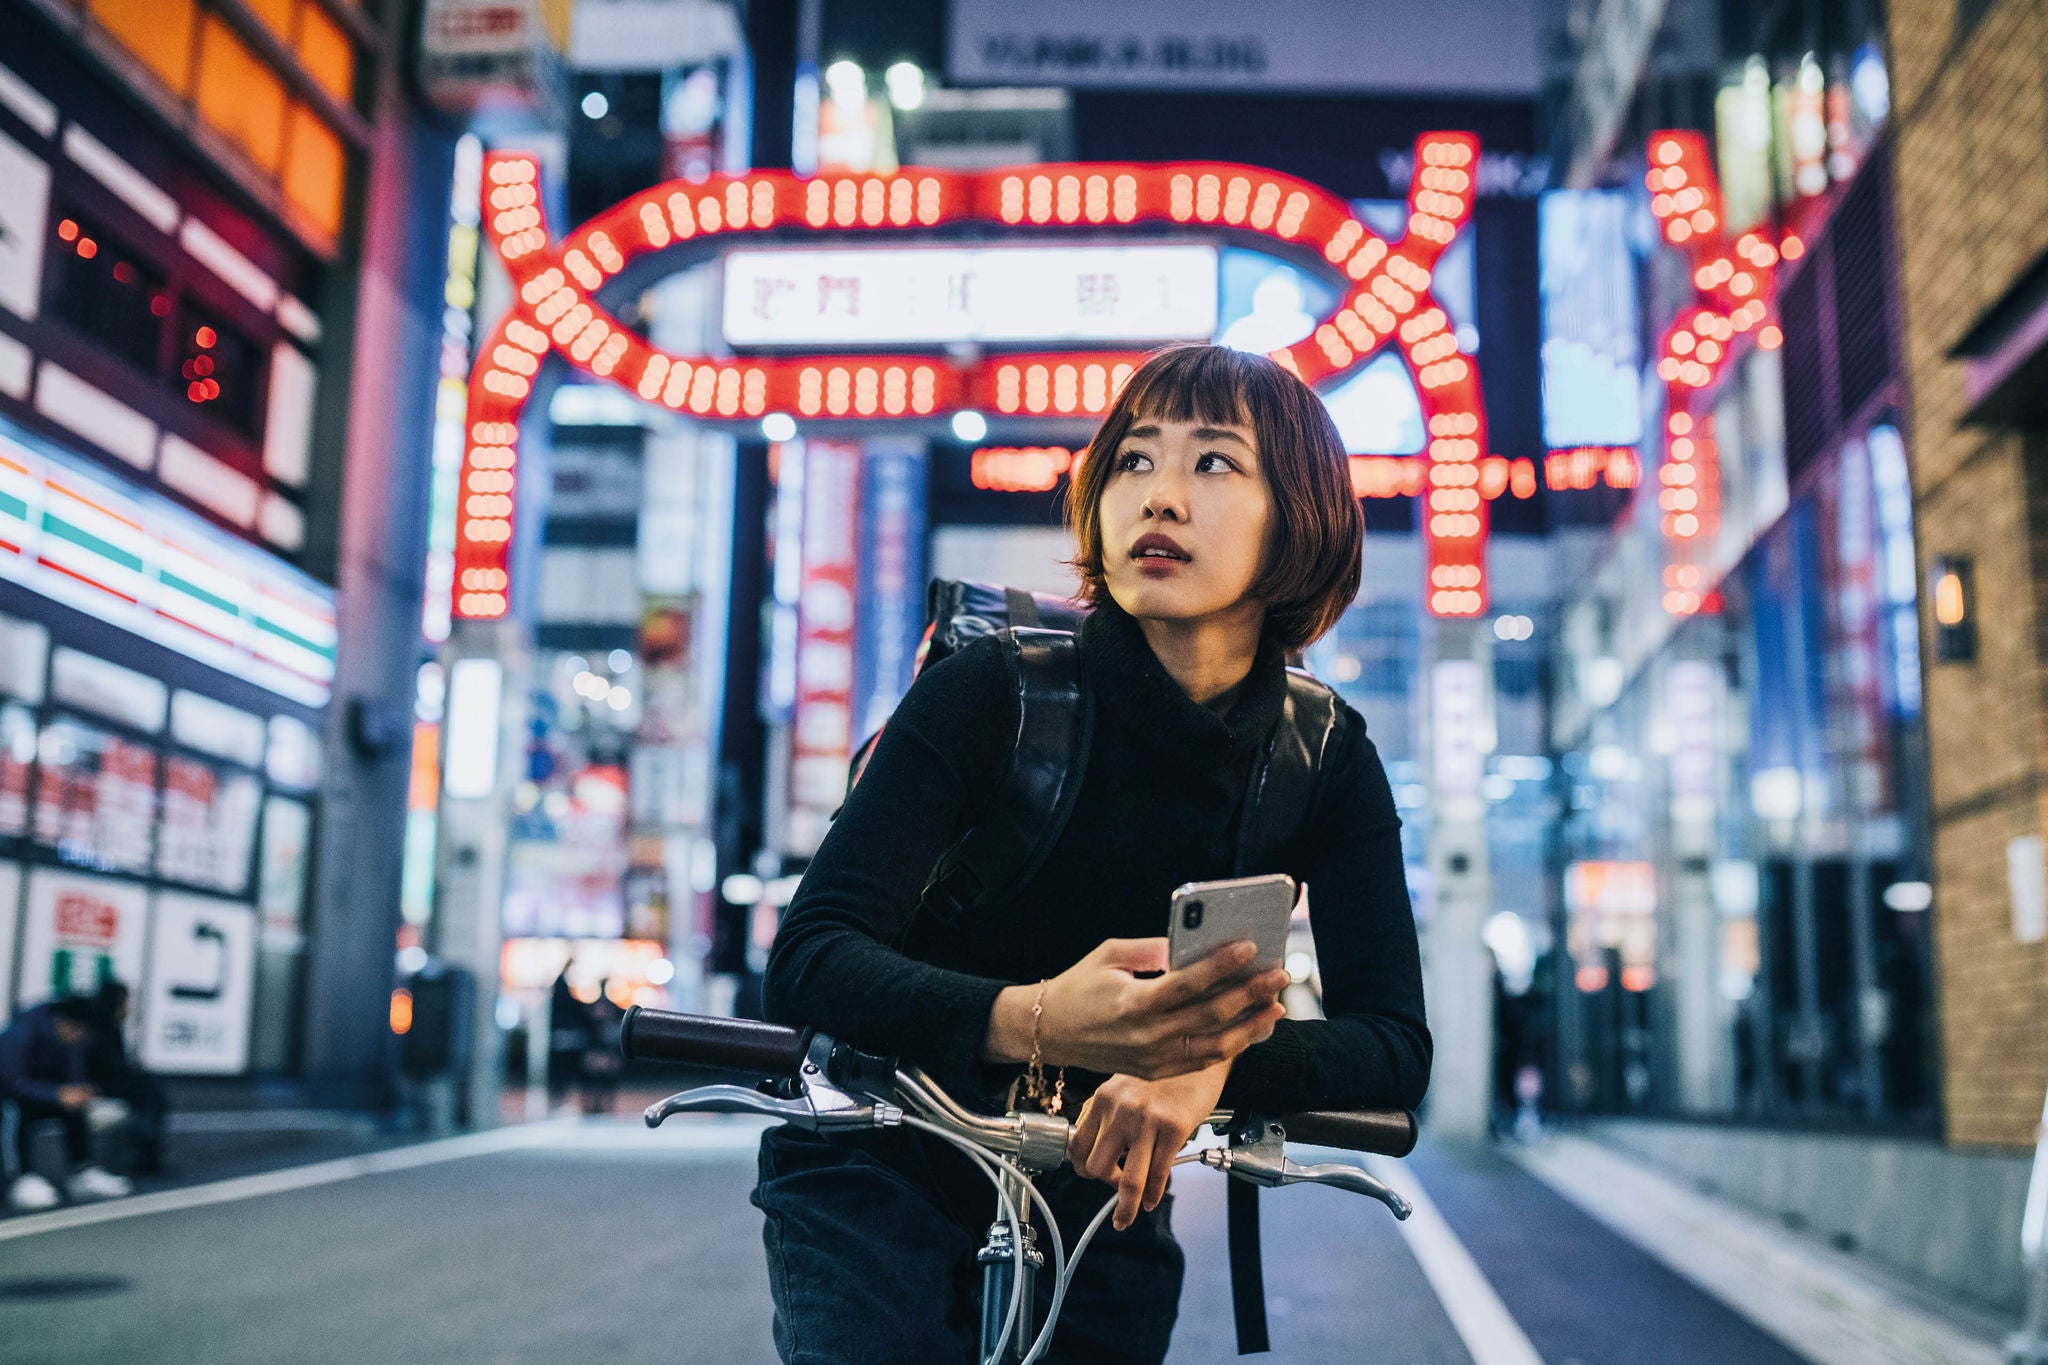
[1195, 452, 1239, 473]
[1116, 450, 1152, 473]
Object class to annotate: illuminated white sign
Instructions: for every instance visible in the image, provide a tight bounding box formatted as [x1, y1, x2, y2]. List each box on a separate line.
[140, 893, 257, 1074]
[722, 244, 1218, 347]
[442, 657, 503, 799]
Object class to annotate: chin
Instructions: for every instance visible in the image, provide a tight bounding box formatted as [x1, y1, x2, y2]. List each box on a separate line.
[1107, 576, 1222, 623]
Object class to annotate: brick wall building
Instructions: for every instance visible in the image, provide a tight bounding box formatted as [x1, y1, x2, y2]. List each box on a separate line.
[1890, 0, 2048, 1148]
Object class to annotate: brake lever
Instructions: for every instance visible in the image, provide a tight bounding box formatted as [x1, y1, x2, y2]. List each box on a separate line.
[645, 1032, 903, 1133]
[1196, 1126, 1413, 1219]
[1278, 1160, 1413, 1219]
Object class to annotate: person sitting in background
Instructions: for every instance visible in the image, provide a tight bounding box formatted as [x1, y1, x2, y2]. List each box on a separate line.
[0, 995, 132, 1210]
[87, 981, 169, 1178]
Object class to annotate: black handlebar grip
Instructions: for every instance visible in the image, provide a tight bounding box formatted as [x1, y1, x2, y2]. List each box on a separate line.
[619, 1007, 812, 1075]
[1272, 1108, 1418, 1157]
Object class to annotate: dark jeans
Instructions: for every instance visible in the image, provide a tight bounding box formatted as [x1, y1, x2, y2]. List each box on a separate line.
[1, 1096, 88, 1179]
[752, 1125, 1184, 1364]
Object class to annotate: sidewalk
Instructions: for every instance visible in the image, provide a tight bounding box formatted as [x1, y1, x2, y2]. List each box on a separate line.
[1504, 1129, 2009, 1365]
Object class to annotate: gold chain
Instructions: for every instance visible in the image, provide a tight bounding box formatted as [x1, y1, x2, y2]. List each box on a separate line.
[1020, 980, 1066, 1116]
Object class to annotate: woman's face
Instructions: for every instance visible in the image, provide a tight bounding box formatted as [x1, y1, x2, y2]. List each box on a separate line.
[1097, 412, 1274, 628]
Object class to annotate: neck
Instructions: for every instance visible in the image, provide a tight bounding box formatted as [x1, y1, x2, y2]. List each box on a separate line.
[1133, 601, 1265, 704]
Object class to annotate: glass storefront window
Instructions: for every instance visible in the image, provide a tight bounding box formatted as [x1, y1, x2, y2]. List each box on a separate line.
[1555, 419, 1938, 1129]
[47, 211, 169, 374]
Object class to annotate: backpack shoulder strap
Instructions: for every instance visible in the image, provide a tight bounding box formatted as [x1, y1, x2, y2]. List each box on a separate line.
[1228, 666, 1345, 1356]
[1233, 668, 1346, 876]
[918, 628, 1092, 927]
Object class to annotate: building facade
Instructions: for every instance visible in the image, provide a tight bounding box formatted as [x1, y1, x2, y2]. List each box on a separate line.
[1, 0, 440, 1105]
[1889, 0, 2048, 1152]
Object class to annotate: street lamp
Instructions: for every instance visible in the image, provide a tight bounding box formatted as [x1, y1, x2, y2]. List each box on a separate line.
[824, 60, 866, 110]
[886, 62, 926, 111]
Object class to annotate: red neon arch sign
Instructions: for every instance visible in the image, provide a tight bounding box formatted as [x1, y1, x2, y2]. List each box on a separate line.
[1644, 130, 1796, 617]
[457, 135, 1493, 622]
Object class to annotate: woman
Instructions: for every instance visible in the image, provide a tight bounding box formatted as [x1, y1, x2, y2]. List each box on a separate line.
[756, 344, 1429, 1363]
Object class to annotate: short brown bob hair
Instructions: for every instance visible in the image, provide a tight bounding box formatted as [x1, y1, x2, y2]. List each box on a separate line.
[1064, 344, 1362, 651]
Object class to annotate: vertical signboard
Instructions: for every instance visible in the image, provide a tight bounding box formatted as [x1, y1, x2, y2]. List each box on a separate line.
[140, 892, 257, 1074]
[1430, 659, 1488, 808]
[0, 863, 19, 1015]
[854, 440, 928, 737]
[16, 869, 150, 1005]
[785, 440, 862, 855]
[0, 125, 50, 323]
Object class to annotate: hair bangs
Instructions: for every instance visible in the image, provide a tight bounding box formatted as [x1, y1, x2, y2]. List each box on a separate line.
[1117, 345, 1252, 431]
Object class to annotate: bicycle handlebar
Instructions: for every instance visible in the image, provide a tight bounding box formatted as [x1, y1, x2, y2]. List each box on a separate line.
[620, 1006, 811, 1076]
[620, 1006, 1417, 1159]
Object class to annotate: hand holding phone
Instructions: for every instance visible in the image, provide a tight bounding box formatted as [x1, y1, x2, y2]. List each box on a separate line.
[1167, 874, 1297, 974]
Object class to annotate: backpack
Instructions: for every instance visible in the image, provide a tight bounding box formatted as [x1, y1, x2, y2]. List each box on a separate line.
[849, 578, 1346, 922]
[847, 578, 1348, 1356]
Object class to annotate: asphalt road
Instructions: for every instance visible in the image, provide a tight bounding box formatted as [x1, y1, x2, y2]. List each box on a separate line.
[0, 1120, 1809, 1364]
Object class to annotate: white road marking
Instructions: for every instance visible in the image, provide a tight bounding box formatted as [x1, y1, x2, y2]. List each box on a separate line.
[0, 1115, 779, 1243]
[0, 1120, 575, 1242]
[1362, 1153, 1547, 1365]
[1507, 1133, 1999, 1365]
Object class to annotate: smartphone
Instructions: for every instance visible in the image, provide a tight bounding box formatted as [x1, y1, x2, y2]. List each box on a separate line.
[1167, 874, 1297, 974]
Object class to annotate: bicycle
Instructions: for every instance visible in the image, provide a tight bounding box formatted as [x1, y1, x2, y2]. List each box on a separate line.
[619, 1007, 1418, 1364]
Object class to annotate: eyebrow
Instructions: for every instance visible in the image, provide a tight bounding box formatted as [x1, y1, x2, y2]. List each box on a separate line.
[1124, 423, 1253, 447]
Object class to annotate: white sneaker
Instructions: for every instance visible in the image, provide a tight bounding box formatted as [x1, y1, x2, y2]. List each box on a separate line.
[66, 1166, 131, 1200]
[8, 1173, 60, 1210]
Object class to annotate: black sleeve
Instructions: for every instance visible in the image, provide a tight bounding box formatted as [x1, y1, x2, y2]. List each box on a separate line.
[763, 636, 1021, 1098]
[1219, 709, 1432, 1114]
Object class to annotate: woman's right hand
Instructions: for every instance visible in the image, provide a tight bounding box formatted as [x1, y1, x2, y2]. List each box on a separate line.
[984, 938, 1288, 1081]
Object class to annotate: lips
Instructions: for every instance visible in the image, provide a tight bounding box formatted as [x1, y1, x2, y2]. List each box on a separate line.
[1130, 532, 1191, 562]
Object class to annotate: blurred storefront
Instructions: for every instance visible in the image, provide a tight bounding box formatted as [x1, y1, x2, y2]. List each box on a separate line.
[0, 0, 388, 1092]
[1541, 0, 1930, 1131]
[1538, 0, 2046, 1317]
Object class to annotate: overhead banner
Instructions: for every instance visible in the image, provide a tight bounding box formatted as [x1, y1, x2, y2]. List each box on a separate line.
[945, 0, 1540, 95]
[140, 892, 257, 1074]
[723, 245, 1218, 347]
[15, 869, 150, 1006]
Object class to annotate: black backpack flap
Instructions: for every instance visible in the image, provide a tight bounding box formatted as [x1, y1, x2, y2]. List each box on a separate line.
[924, 579, 1090, 669]
[918, 628, 1093, 925]
[850, 582, 1089, 797]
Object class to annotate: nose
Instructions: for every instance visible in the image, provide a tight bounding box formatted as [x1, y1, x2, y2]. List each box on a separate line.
[1141, 469, 1189, 522]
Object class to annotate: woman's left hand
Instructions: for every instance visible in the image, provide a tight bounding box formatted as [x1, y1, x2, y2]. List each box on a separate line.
[1069, 1063, 1232, 1230]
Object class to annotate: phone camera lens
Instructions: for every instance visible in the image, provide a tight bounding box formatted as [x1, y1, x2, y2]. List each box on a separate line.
[1183, 901, 1203, 929]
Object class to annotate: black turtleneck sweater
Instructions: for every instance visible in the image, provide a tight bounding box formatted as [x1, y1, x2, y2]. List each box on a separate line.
[764, 599, 1430, 1117]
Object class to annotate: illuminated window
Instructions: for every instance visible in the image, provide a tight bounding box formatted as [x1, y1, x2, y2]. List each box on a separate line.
[196, 17, 288, 173]
[176, 304, 264, 438]
[282, 107, 346, 239]
[47, 210, 169, 373]
[242, 0, 296, 42]
[88, 0, 199, 96]
[295, 4, 355, 103]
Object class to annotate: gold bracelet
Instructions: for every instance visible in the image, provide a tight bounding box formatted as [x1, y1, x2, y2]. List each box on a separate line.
[1022, 980, 1066, 1116]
